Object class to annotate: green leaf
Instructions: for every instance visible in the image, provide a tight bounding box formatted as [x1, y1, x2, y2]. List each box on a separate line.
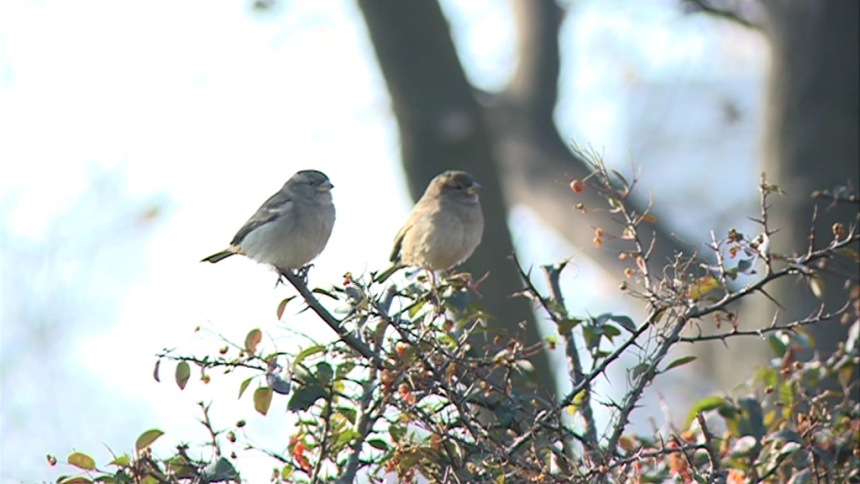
[610, 315, 636, 332]
[788, 469, 811, 484]
[838, 363, 854, 387]
[602, 324, 621, 340]
[201, 457, 240, 482]
[367, 438, 389, 451]
[515, 359, 535, 374]
[494, 405, 515, 428]
[316, 362, 333, 385]
[58, 477, 93, 484]
[135, 429, 164, 452]
[312, 287, 338, 299]
[595, 313, 636, 333]
[630, 363, 649, 380]
[276, 296, 296, 320]
[767, 429, 802, 444]
[738, 397, 765, 439]
[238, 377, 253, 400]
[293, 345, 325, 367]
[767, 334, 787, 357]
[730, 435, 757, 457]
[778, 442, 802, 456]
[67, 452, 96, 471]
[287, 384, 326, 412]
[254, 387, 273, 416]
[389, 424, 406, 443]
[663, 356, 697, 373]
[107, 454, 131, 467]
[244, 328, 263, 354]
[557, 317, 581, 334]
[684, 396, 727, 429]
[582, 326, 601, 350]
[407, 299, 426, 318]
[337, 406, 357, 424]
[175, 361, 190, 390]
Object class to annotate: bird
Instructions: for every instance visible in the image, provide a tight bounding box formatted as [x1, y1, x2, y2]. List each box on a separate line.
[201, 169, 336, 274]
[375, 170, 484, 283]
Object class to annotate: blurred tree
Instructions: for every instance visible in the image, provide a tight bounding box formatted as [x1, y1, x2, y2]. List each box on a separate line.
[758, 0, 859, 357]
[357, 0, 685, 398]
[0, 168, 165, 474]
[686, 0, 860, 386]
[356, 0, 859, 395]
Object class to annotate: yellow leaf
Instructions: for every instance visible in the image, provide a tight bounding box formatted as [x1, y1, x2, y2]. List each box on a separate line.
[254, 387, 273, 416]
[175, 361, 190, 390]
[135, 429, 164, 452]
[688, 274, 721, 299]
[67, 451, 96, 471]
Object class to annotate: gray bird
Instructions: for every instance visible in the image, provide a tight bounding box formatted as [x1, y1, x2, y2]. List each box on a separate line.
[201, 170, 336, 272]
[376, 170, 484, 282]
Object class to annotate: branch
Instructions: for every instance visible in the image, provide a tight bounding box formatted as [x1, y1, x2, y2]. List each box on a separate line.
[605, 310, 689, 457]
[281, 270, 375, 360]
[540, 262, 599, 460]
[696, 412, 723, 480]
[681, 0, 761, 30]
[338, 380, 383, 484]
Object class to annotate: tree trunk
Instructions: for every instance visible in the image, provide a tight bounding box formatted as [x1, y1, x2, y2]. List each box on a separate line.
[704, 1, 860, 387]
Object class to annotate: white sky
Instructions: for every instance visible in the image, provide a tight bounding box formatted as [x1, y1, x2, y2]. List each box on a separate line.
[0, 1, 765, 481]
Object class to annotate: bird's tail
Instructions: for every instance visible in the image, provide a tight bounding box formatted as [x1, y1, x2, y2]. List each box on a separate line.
[373, 263, 405, 283]
[201, 250, 235, 264]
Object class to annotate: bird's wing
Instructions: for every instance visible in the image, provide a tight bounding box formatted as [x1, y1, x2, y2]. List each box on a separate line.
[230, 190, 294, 246]
[389, 223, 408, 263]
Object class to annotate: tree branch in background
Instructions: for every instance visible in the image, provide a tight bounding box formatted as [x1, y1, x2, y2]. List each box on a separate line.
[357, 0, 555, 397]
[680, 0, 761, 30]
[357, 0, 700, 401]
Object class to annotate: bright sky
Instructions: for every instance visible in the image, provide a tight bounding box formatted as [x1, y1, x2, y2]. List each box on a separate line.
[0, 1, 765, 481]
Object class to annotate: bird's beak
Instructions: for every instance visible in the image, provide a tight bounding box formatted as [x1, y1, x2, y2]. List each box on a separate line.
[466, 182, 483, 195]
[318, 181, 334, 192]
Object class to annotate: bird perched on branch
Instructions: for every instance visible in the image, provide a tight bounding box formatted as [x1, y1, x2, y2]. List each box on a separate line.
[201, 170, 335, 274]
[375, 170, 484, 283]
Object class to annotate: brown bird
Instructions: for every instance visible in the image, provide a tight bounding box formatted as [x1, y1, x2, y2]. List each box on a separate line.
[376, 170, 484, 282]
[201, 170, 336, 273]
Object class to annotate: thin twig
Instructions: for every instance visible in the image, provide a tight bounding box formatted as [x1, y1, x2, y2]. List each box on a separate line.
[282, 270, 375, 360]
[541, 262, 600, 463]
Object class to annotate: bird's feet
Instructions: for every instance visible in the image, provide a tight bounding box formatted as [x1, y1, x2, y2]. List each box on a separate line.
[273, 264, 312, 288]
[445, 271, 488, 298]
[296, 264, 313, 283]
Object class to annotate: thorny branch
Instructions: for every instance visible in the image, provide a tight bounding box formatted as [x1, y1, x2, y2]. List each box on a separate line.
[141, 160, 858, 483]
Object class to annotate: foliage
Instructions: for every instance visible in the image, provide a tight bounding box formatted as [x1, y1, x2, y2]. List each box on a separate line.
[47, 153, 859, 483]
